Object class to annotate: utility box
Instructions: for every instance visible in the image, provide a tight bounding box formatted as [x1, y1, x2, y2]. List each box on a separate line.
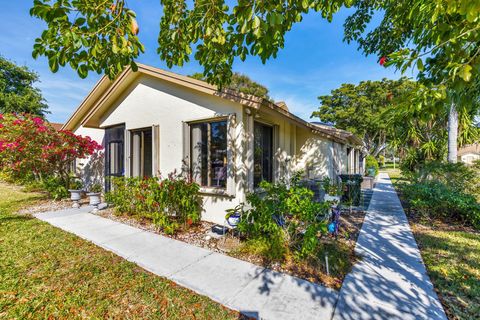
[338, 174, 363, 206]
[361, 176, 375, 190]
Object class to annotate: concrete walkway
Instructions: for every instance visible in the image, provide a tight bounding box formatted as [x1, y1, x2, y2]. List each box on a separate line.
[35, 207, 338, 320]
[34, 173, 447, 320]
[333, 173, 447, 320]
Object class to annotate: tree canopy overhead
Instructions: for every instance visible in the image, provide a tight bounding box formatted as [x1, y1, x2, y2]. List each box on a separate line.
[190, 72, 272, 101]
[30, 0, 480, 91]
[30, 0, 347, 85]
[0, 56, 48, 116]
[312, 78, 416, 157]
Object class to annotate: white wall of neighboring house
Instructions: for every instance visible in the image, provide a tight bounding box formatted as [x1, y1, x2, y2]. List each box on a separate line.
[73, 125, 105, 188]
[460, 153, 480, 165]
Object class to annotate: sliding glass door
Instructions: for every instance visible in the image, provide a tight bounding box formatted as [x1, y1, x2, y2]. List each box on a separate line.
[253, 122, 273, 187]
[105, 125, 125, 191]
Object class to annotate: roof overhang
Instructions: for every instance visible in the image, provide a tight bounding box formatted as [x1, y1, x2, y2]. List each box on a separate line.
[62, 63, 362, 147]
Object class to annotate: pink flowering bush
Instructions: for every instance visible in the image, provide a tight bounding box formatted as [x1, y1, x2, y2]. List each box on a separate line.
[0, 113, 102, 191]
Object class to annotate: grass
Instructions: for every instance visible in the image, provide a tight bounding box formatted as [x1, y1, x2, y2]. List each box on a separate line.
[0, 182, 240, 319]
[382, 172, 480, 320]
[411, 225, 480, 320]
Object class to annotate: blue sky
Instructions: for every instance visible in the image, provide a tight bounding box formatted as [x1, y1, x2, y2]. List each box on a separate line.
[0, 1, 402, 123]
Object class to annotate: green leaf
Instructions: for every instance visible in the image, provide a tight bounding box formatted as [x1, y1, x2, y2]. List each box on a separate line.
[416, 58, 424, 72]
[459, 64, 472, 82]
[77, 64, 88, 79]
[252, 16, 261, 29]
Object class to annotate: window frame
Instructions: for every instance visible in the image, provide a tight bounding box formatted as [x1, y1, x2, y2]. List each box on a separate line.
[130, 127, 153, 178]
[189, 117, 228, 190]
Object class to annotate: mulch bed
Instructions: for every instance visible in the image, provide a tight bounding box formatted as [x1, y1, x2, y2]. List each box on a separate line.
[17, 198, 82, 215]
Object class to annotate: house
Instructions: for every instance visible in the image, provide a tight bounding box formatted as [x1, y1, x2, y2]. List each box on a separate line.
[62, 64, 362, 224]
[49, 122, 64, 131]
[458, 143, 480, 165]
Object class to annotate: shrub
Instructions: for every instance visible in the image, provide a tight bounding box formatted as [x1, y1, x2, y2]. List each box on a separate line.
[105, 172, 202, 234]
[229, 174, 330, 261]
[402, 181, 480, 229]
[41, 176, 69, 200]
[0, 113, 102, 196]
[378, 155, 385, 167]
[365, 155, 379, 176]
[405, 161, 480, 201]
[321, 177, 342, 196]
[399, 161, 480, 229]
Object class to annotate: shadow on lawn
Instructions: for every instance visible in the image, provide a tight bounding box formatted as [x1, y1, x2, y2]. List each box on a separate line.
[0, 213, 33, 222]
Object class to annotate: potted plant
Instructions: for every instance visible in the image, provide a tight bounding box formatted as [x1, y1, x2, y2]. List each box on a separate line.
[68, 179, 83, 208]
[225, 205, 242, 228]
[87, 183, 102, 213]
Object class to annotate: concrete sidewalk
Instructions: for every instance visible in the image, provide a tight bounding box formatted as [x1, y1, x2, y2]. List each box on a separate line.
[333, 173, 447, 320]
[35, 207, 338, 320]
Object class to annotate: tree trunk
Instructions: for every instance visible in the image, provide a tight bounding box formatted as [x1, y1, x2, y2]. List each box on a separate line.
[447, 103, 458, 163]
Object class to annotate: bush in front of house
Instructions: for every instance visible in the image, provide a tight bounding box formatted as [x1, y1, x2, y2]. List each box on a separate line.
[0, 113, 102, 198]
[365, 155, 379, 176]
[105, 172, 202, 234]
[406, 160, 480, 200]
[229, 174, 330, 261]
[399, 160, 480, 229]
[402, 180, 480, 229]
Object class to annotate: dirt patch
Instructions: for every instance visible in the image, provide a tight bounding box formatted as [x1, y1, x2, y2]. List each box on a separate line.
[339, 208, 366, 243]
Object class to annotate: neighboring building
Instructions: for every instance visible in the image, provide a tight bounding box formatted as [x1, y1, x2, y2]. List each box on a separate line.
[49, 122, 64, 131]
[62, 64, 362, 224]
[458, 144, 480, 165]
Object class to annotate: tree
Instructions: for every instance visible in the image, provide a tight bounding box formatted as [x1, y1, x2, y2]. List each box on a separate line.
[0, 113, 102, 187]
[30, 1, 480, 88]
[30, 0, 346, 85]
[0, 56, 48, 116]
[312, 78, 416, 157]
[343, 1, 480, 162]
[384, 84, 479, 170]
[190, 72, 271, 100]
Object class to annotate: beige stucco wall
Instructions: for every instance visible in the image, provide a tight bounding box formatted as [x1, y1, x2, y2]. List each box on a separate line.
[87, 74, 246, 224]
[293, 128, 333, 180]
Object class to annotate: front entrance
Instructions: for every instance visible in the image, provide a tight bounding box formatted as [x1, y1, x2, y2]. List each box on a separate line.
[253, 122, 273, 187]
[105, 125, 125, 191]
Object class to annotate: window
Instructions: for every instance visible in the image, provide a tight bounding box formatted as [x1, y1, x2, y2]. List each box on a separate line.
[190, 120, 227, 188]
[105, 125, 125, 191]
[254, 122, 273, 187]
[131, 128, 153, 178]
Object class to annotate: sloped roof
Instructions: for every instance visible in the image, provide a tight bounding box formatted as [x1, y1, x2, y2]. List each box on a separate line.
[62, 63, 362, 146]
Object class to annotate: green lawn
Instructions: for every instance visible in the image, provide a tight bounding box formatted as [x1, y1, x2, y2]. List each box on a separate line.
[412, 226, 480, 320]
[382, 171, 480, 320]
[0, 183, 239, 319]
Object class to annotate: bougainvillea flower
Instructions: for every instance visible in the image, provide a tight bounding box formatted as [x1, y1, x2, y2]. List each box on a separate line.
[32, 117, 44, 126]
